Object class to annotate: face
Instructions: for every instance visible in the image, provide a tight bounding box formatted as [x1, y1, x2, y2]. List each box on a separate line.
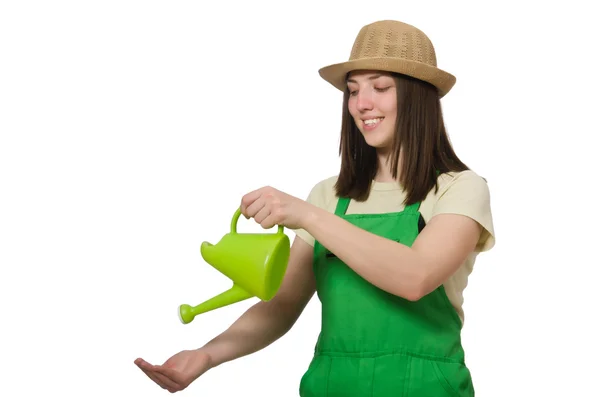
[346, 71, 398, 151]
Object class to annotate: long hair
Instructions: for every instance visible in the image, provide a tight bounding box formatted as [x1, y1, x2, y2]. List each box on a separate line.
[334, 73, 469, 205]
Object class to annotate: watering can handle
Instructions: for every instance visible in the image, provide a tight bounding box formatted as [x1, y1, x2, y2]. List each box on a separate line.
[231, 208, 285, 234]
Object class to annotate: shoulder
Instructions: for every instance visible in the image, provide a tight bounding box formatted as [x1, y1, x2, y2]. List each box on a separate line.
[430, 170, 492, 213]
[305, 174, 339, 208]
[308, 174, 338, 195]
[429, 169, 496, 252]
[437, 170, 490, 196]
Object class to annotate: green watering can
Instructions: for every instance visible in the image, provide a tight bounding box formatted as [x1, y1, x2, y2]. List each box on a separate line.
[178, 208, 291, 324]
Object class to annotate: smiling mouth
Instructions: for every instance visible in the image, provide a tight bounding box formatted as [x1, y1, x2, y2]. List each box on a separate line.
[363, 117, 384, 127]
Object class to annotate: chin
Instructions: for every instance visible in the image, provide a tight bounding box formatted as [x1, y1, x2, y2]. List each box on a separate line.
[356, 121, 393, 146]
[360, 131, 392, 149]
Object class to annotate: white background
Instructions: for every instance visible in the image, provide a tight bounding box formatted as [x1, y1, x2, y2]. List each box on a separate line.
[1, 1, 598, 396]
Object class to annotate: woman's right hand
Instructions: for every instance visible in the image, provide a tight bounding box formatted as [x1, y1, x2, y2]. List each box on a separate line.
[134, 349, 212, 393]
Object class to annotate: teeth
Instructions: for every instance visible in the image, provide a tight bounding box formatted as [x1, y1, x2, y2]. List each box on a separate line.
[364, 118, 383, 125]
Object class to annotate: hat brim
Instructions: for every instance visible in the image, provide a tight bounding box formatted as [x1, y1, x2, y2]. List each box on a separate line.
[318, 57, 456, 98]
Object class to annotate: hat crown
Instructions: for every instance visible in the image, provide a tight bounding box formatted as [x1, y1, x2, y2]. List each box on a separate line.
[349, 20, 437, 67]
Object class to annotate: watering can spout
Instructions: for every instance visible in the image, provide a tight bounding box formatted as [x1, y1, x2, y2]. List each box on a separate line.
[178, 208, 290, 325]
[178, 283, 252, 324]
[178, 239, 254, 324]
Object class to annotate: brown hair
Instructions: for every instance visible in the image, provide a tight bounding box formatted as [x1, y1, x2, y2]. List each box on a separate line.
[334, 73, 469, 205]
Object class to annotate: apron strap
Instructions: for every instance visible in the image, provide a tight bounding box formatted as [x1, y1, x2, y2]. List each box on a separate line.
[334, 171, 440, 216]
[404, 169, 439, 214]
[335, 195, 421, 215]
[403, 201, 421, 214]
[334, 196, 351, 216]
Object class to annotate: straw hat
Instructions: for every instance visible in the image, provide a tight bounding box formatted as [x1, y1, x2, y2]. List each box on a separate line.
[318, 20, 456, 97]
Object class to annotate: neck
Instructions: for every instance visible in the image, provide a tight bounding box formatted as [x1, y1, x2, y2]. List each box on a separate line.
[374, 148, 399, 183]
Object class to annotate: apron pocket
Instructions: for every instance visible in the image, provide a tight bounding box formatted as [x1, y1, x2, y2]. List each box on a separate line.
[405, 356, 473, 397]
[430, 360, 474, 397]
[299, 355, 330, 397]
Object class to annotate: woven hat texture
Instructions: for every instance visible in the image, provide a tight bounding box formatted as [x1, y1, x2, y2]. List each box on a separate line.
[318, 20, 456, 97]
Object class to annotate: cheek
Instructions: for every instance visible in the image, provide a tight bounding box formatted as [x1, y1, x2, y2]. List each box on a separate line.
[347, 97, 355, 110]
[382, 99, 397, 118]
[347, 99, 359, 118]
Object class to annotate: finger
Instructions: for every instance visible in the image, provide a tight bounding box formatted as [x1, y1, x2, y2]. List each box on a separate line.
[135, 358, 156, 372]
[147, 365, 182, 392]
[241, 187, 267, 212]
[245, 196, 267, 218]
[136, 359, 181, 392]
[253, 206, 272, 227]
[150, 367, 182, 392]
[135, 361, 170, 390]
[152, 364, 190, 387]
[260, 212, 280, 230]
[140, 367, 171, 390]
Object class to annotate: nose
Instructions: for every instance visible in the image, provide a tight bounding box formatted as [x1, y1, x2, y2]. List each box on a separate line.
[355, 91, 374, 111]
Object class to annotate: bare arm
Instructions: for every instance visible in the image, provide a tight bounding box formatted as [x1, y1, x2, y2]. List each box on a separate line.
[302, 207, 481, 301]
[199, 235, 316, 368]
[238, 175, 493, 303]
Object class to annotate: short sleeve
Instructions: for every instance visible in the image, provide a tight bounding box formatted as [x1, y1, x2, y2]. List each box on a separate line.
[292, 179, 331, 247]
[432, 171, 496, 252]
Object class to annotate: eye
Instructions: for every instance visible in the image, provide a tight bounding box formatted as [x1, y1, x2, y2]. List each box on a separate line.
[375, 86, 391, 92]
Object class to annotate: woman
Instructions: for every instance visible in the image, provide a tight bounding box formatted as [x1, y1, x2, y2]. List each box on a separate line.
[135, 19, 495, 396]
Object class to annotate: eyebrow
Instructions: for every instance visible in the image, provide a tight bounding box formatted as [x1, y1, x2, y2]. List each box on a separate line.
[346, 74, 387, 84]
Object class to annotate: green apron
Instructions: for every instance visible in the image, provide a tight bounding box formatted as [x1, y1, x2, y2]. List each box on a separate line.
[299, 196, 475, 396]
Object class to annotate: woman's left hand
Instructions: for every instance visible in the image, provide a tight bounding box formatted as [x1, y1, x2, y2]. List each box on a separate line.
[240, 186, 313, 230]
